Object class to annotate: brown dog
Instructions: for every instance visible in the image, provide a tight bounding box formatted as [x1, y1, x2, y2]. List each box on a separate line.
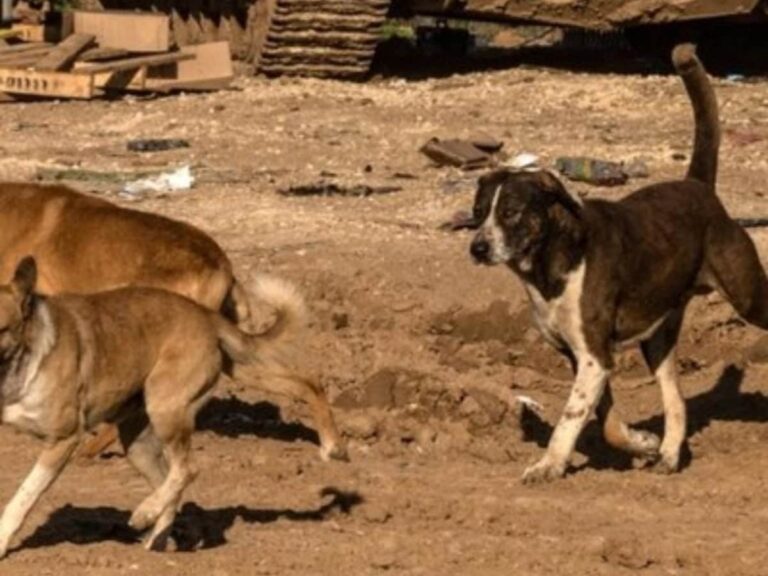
[469, 44, 768, 483]
[0, 184, 344, 461]
[0, 257, 312, 556]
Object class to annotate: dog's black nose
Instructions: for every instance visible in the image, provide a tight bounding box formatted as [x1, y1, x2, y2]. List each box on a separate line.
[470, 239, 490, 262]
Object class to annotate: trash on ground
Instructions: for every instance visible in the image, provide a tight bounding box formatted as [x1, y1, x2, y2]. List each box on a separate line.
[37, 166, 162, 184]
[122, 165, 194, 196]
[555, 156, 629, 186]
[420, 137, 498, 170]
[439, 209, 478, 232]
[279, 181, 403, 197]
[127, 139, 191, 153]
[504, 152, 540, 171]
[623, 158, 650, 179]
[0, 10, 233, 100]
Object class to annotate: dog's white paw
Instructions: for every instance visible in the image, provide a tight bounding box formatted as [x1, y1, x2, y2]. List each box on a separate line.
[129, 505, 160, 532]
[627, 429, 661, 457]
[320, 441, 349, 463]
[650, 450, 681, 475]
[522, 457, 566, 485]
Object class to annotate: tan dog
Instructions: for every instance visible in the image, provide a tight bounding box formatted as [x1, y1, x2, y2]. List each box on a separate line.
[0, 183, 344, 461]
[0, 257, 312, 556]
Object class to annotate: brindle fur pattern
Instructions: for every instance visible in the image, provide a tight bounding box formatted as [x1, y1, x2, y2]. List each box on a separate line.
[470, 44, 768, 483]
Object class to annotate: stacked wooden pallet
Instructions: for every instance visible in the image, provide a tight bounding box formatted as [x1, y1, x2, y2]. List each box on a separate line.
[0, 11, 234, 100]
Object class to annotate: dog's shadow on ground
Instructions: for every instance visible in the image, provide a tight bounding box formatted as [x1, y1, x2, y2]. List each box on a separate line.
[195, 396, 320, 447]
[17, 487, 362, 554]
[521, 364, 768, 473]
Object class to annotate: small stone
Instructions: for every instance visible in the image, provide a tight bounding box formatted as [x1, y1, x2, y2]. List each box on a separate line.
[340, 413, 379, 439]
[361, 369, 397, 408]
[331, 310, 350, 330]
[362, 502, 392, 524]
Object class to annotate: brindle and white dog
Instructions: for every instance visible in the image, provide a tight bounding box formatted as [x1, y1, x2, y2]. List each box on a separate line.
[469, 45, 768, 483]
[0, 257, 309, 556]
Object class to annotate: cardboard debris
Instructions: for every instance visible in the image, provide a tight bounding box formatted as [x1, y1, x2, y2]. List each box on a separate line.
[0, 11, 234, 101]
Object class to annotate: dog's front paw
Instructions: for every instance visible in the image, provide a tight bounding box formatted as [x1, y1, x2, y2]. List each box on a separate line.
[631, 430, 661, 457]
[0, 541, 8, 560]
[320, 442, 349, 463]
[129, 506, 159, 532]
[650, 452, 680, 475]
[522, 457, 566, 485]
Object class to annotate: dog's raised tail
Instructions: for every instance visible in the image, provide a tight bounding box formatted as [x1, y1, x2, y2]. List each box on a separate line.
[216, 275, 308, 366]
[672, 43, 720, 188]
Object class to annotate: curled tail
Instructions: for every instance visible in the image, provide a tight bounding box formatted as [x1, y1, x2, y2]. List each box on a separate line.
[672, 43, 720, 188]
[216, 275, 308, 366]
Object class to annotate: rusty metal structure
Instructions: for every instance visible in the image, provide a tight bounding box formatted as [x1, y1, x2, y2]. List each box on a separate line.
[4, 0, 768, 78]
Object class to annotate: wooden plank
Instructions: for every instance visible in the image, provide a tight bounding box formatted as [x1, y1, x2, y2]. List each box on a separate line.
[74, 51, 193, 75]
[0, 48, 52, 69]
[72, 10, 170, 53]
[34, 34, 95, 72]
[0, 68, 95, 99]
[0, 42, 52, 55]
[78, 46, 131, 62]
[91, 42, 234, 93]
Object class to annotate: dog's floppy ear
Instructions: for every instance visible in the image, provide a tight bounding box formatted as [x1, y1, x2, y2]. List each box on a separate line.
[537, 170, 582, 218]
[11, 257, 37, 318]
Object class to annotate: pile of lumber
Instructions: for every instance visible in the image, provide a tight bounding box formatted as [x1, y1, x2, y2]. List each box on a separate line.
[0, 10, 233, 100]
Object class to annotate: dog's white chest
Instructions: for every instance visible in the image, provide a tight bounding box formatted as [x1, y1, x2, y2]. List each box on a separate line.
[524, 262, 587, 353]
[2, 373, 49, 434]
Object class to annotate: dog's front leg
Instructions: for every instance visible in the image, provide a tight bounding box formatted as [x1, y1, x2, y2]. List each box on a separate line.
[522, 354, 608, 484]
[0, 436, 78, 558]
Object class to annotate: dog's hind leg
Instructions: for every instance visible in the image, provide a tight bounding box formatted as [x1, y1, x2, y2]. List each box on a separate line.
[119, 411, 169, 488]
[705, 220, 768, 328]
[0, 436, 79, 558]
[596, 388, 661, 459]
[251, 367, 348, 462]
[641, 308, 687, 474]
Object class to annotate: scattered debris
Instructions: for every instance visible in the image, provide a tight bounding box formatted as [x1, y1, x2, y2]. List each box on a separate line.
[622, 158, 651, 178]
[439, 209, 478, 232]
[279, 181, 402, 197]
[555, 156, 628, 186]
[122, 165, 194, 196]
[127, 138, 190, 153]
[37, 166, 161, 184]
[420, 137, 499, 170]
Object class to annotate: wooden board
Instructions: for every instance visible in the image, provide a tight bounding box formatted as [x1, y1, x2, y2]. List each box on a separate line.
[0, 42, 52, 55]
[78, 46, 131, 62]
[91, 42, 234, 93]
[74, 51, 193, 75]
[72, 10, 170, 53]
[0, 68, 95, 99]
[34, 34, 95, 72]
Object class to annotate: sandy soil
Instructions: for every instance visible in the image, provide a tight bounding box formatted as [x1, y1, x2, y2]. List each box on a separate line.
[2, 51, 768, 575]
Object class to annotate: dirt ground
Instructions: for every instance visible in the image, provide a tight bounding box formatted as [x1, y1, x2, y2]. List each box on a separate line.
[2, 50, 768, 576]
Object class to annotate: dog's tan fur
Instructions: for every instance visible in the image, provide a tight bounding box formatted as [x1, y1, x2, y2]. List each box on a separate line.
[0, 183, 344, 461]
[0, 258, 314, 556]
